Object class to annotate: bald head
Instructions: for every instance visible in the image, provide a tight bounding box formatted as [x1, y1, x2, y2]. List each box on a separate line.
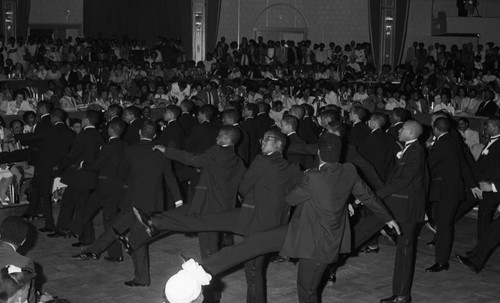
[399, 120, 423, 142]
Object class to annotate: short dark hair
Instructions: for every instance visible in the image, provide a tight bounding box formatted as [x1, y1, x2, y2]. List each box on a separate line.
[199, 105, 215, 121]
[85, 110, 101, 127]
[108, 104, 123, 118]
[180, 100, 194, 113]
[352, 106, 368, 121]
[22, 111, 36, 123]
[301, 103, 315, 117]
[140, 120, 157, 139]
[69, 118, 82, 127]
[392, 107, 409, 122]
[9, 119, 23, 129]
[458, 117, 470, 126]
[0, 266, 28, 302]
[318, 133, 342, 163]
[125, 106, 142, 119]
[219, 125, 241, 146]
[257, 102, 271, 114]
[51, 108, 68, 123]
[222, 109, 241, 124]
[264, 128, 286, 152]
[244, 103, 259, 117]
[370, 113, 387, 128]
[108, 119, 126, 136]
[319, 109, 341, 124]
[0, 216, 28, 246]
[433, 117, 451, 133]
[37, 101, 54, 114]
[488, 116, 500, 128]
[282, 115, 298, 131]
[165, 105, 181, 118]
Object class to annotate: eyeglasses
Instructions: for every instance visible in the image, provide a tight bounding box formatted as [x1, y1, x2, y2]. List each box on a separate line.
[259, 135, 280, 144]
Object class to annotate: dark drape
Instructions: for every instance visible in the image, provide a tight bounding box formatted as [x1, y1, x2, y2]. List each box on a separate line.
[368, 0, 382, 70]
[368, 0, 410, 69]
[394, 0, 410, 67]
[206, 0, 222, 53]
[83, 0, 192, 58]
[16, 0, 31, 38]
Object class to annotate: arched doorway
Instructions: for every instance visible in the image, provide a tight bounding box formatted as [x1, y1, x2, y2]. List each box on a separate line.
[253, 3, 308, 42]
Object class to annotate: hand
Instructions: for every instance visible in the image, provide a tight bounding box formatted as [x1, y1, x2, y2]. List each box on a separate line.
[479, 182, 493, 192]
[471, 187, 483, 200]
[386, 220, 401, 235]
[152, 145, 166, 153]
[348, 204, 355, 217]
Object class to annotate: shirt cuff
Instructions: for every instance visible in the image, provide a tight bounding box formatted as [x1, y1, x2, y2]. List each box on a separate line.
[174, 200, 183, 207]
[79, 161, 84, 169]
[492, 183, 498, 193]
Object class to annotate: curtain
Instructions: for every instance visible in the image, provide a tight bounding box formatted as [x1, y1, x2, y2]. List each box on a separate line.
[206, 0, 222, 54]
[16, 0, 31, 38]
[83, 0, 192, 58]
[368, 0, 382, 70]
[394, 0, 410, 66]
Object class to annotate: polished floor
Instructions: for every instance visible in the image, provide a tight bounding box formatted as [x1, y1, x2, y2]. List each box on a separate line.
[7, 204, 500, 303]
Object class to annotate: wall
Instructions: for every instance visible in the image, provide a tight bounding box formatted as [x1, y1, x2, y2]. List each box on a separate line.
[29, 0, 83, 25]
[405, 0, 500, 49]
[217, 0, 370, 46]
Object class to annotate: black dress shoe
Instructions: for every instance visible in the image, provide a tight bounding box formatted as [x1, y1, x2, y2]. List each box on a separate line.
[380, 295, 412, 303]
[21, 214, 35, 220]
[71, 242, 87, 248]
[327, 271, 336, 283]
[426, 241, 435, 247]
[123, 280, 149, 287]
[456, 254, 480, 273]
[104, 256, 124, 263]
[133, 207, 159, 237]
[112, 228, 135, 255]
[38, 227, 55, 233]
[47, 231, 67, 238]
[71, 252, 99, 261]
[425, 263, 449, 272]
[359, 246, 380, 254]
[270, 255, 288, 263]
[381, 226, 398, 244]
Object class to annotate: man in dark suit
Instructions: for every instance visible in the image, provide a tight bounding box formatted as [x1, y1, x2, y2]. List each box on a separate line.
[289, 105, 316, 144]
[475, 90, 499, 117]
[73, 121, 182, 287]
[241, 103, 260, 164]
[301, 104, 320, 142]
[159, 105, 186, 149]
[376, 121, 427, 303]
[18, 108, 74, 230]
[60, 62, 79, 88]
[387, 108, 410, 146]
[359, 113, 398, 182]
[0, 216, 37, 303]
[184, 105, 219, 154]
[133, 129, 302, 303]
[426, 118, 467, 272]
[348, 106, 371, 148]
[222, 109, 251, 167]
[178, 100, 198, 137]
[69, 119, 128, 260]
[255, 102, 275, 140]
[100, 104, 123, 142]
[49, 111, 104, 242]
[122, 106, 144, 145]
[455, 116, 500, 240]
[456, 116, 500, 273]
[280, 115, 307, 169]
[154, 125, 246, 303]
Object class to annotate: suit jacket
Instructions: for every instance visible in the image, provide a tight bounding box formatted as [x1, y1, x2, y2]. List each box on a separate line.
[184, 121, 219, 154]
[22, 114, 52, 164]
[475, 100, 499, 117]
[285, 132, 307, 169]
[100, 116, 122, 142]
[234, 152, 301, 236]
[358, 128, 398, 182]
[178, 113, 198, 137]
[60, 70, 79, 87]
[165, 145, 245, 215]
[255, 113, 275, 139]
[474, 137, 500, 187]
[81, 137, 128, 192]
[406, 98, 429, 114]
[123, 118, 145, 145]
[280, 163, 393, 264]
[235, 124, 251, 167]
[347, 121, 371, 147]
[376, 141, 427, 223]
[118, 140, 181, 213]
[240, 117, 260, 163]
[387, 122, 404, 143]
[0, 241, 36, 280]
[61, 127, 104, 189]
[428, 133, 465, 201]
[159, 120, 185, 149]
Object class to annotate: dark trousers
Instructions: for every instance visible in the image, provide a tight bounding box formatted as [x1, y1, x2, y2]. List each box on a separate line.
[26, 172, 54, 228]
[392, 223, 418, 297]
[71, 186, 123, 257]
[432, 196, 460, 264]
[297, 258, 329, 303]
[352, 208, 386, 248]
[89, 209, 150, 284]
[469, 213, 500, 270]
[56, 186, 92, 241]
[245, 255, 268, 303]
[198, 231, 222, 303]
[454, 192, 498, 241]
